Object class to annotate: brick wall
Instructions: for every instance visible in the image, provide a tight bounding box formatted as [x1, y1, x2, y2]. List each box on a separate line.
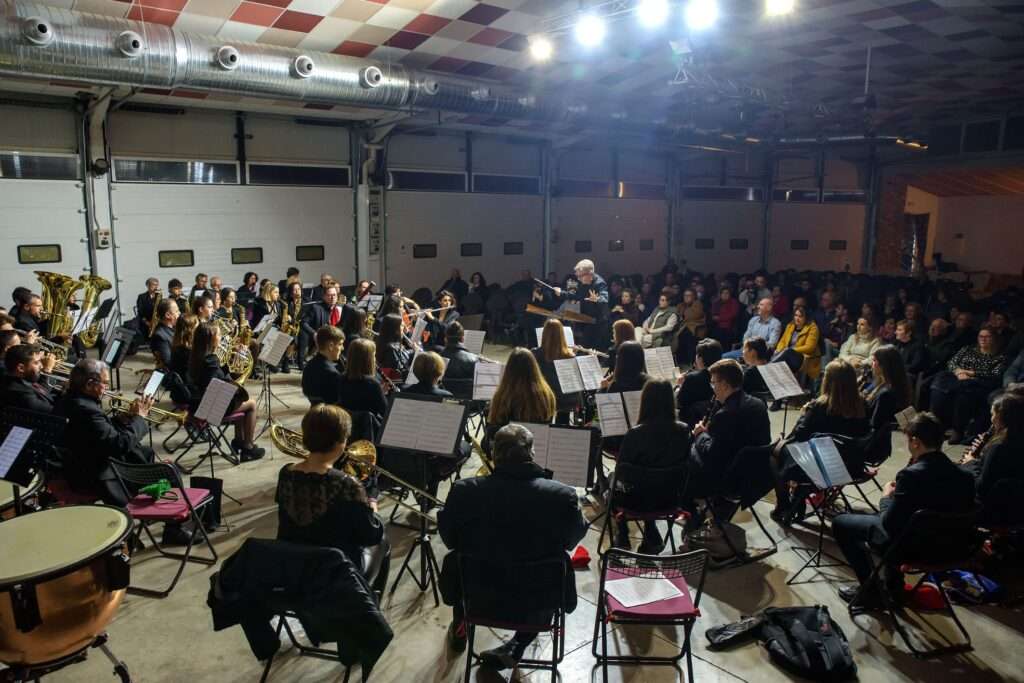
[873, 174, 909, 274]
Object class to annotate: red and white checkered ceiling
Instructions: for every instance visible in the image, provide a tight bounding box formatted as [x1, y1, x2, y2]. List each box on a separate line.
[15, 0, 1024, 138]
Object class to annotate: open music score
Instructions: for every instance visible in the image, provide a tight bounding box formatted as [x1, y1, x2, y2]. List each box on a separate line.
[404, 351, 450, 387]
[462, 330, 486, 356]
[252, 313, 275, 338]
[0, 426, 31, 481]
[472, 361, 503, 401]
[380, 397, 468, 456]
[140, 370, 164, 399]
[895, 405, 917, 430]
[357, 294, 383, 311]
[553, 355, 604, 394]
[594, 391, 644, 437]
[643, 346, 677, 381]
[535, 326, 575, 349]
[521, 422, 591, 489]
[757, 362, 804, 400]
[258, 328, 294, 367]
[410, 316, 428, 346]
[787, 436, 852, 489]
[71, 307, 97, 336]
[195, 378, 237, 426]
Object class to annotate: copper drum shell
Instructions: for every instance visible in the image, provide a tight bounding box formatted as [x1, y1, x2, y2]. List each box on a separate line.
[0, 546, 127, 665]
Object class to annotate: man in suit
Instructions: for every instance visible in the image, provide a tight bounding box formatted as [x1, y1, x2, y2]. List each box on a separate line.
[438, 424, 588, 670]
[299, 283, 342, 362]
[310, 272, 334, 304]
[150, 298, 179, 371]
[302, 326, 345, 406]
[188, 273, 209, 304]
[684, 359, 772, 510]
[833, 412, 975, 608]
[0, 343, 58, 413]
[440, 321, 479, 400]
[133, 277, 161, 349]
[676, 338, 722, 426]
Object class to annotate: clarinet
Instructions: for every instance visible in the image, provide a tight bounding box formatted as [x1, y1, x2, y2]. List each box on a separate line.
[959, 427, 994, 464]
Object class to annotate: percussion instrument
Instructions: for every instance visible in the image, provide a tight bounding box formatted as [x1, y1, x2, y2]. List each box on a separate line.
[0, 473, 43, 520]
[0, 505, 131, 666]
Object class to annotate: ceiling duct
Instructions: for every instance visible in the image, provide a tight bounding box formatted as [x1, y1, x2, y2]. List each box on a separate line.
[0, 0, 569, 121]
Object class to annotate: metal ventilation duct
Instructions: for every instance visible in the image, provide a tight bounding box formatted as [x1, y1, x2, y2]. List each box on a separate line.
[0, 0, 566, 121]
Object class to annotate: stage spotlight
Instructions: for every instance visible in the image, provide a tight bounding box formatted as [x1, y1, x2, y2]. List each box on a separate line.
[685, 0, 719, 30]
[765, 0, 794, 16]
[637, 0, 669, 28]
[529, 35, 553, 61]
[574, 13, 606, 47]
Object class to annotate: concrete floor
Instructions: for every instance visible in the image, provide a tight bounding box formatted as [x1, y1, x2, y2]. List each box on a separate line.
[38, 345, 1024, 683]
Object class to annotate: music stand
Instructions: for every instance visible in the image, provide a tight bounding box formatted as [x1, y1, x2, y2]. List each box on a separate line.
[0, 408, 68, 516]
[103, 326, 135, 392]
[179, 379, 243, 505]
[757, 362, 806, 436]
[255, 328, 293, 440]
[380, 394, 468, 607]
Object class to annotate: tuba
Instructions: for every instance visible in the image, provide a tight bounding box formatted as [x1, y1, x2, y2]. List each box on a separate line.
[78, 274, 112, 348]
[33, 271, 82, 359]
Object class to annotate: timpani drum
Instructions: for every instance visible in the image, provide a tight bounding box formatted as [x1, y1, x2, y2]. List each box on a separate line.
[0, 473, 44, 520]
[0, 505, 131, 666]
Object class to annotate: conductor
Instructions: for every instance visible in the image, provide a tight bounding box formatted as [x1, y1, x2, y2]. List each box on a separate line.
[551, 259, 609, 349]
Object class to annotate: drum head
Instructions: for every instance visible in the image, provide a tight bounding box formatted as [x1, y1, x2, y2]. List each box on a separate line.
[0, 505, 131, 587]
[0, 473, 42, 510]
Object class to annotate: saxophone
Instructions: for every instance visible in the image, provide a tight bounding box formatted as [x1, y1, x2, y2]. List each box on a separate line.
[146, 290, 163, 338]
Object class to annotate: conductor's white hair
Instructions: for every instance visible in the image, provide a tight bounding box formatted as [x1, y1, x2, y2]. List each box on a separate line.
[574, 259, 595, 274]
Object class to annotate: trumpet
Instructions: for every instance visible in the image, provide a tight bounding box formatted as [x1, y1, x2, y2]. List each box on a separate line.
[269, 422, 442, 523]
[16, 330, 69, 361]
[105, 392, 188, 426]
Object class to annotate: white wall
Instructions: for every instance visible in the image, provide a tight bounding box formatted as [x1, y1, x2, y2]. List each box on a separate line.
[929, 194, 1024, 275]
[768, 203, 864, 272]
[552, 197, 667, 278]
[385, 192, 543, 290]
[674, 201, 764, 274]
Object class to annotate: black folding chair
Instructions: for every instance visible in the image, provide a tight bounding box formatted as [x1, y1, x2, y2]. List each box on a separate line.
[597, 462, 688, 555]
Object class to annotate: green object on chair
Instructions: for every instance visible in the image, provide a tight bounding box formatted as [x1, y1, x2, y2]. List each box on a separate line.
[139, 479, 175, 500]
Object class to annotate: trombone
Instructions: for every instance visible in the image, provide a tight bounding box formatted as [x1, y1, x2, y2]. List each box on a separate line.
[269, 422, 443, 523]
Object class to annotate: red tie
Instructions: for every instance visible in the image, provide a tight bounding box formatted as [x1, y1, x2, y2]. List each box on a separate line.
[329, 306, 340, 326]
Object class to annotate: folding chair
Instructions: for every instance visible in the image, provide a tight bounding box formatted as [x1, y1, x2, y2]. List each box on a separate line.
[597, 463, 689, 555]
[172, 410, 245, 474]
[850, 509, 981, 657]
[458, 554, 568, 683]
[592, 548, 709, 683]
[843, 425, 895, 513]
[111, 459, 218, 598]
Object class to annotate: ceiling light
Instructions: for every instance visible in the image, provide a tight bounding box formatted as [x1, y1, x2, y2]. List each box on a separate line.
[574, 13, 606, 48]
[637, 0, 670, 28]
[765, 0, 794, 16]
[685, 0, 719, 31]
[528, 35, 553, 61]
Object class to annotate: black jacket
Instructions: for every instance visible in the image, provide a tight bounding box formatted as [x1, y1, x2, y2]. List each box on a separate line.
[788, 401, 870, 443]
[688, 390, 771, 494]
[867, 386, 905, 430]
[970, 436, 1024, 510]
[879, 451, 975, 550]
[0, 376, 56, 414]
[14, 309, 46, 336]
[615, 420, 691, 509]
[742, 365, 769, 394]
[378, 342, 412, 377]
[338, 375, 387, 418]
[151, 324, 174, 369]
[135, 292, 158, 328]
[301, 301, 342, 339]
[208, 538, 392, 676]
[894, 337, 929, 375]
[302, 354, 345, 406]
[402, 382, 452, 398]
[441, 343, 479, 383]
[677, 368, 714, 425]
[425, 311, 461, 348]
[438, 461, 588, 615]
[252, 299, 282, 331]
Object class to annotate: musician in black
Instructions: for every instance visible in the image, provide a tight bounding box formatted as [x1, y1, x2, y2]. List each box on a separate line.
[0, 329, 19, 375]
[740, 337, 771, 394]
[15, 293, 48, 337]
[423, 290, 460, 350]
[439, 424, 588, 668]
[217, 287, 246, 330]
[188, 273, 209, 304]
[192, 293, 215, 323]
[150, 298, 180, 371]
[278, 267, 300, 303]
[676, 338, 722, 426]
[551, 259, 609, 349]
[10, 286, 31, 319]
[134, 277, 161, 342]
[376, 314, 412, 380]
[440, 321, 479, 399]
[310, 272, 334, 303]
[167, 278, 188, 313]
[302, 326, 346, 406]
[299, 283, 343, 363]
[0, 343, 57, 413]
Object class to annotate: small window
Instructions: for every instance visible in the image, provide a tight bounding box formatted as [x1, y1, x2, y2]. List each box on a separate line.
[473, 174, 540, 195]
[575, 240, 592, 253]
[639, 239, 654, 251]
[114, 159, 238, 184]
[231, 247, 263, 265]
[773, 189, 820, 202]
[248, 163, 350, 187]
[790, 240, 809, 251]
[0, 153, 79, 180]
[556, 179, 614, 198]
[729, 238, 749, 250]
[296, 245, 324, 261]
[829, 240, 848, 251]
[388, 169, 466, 192]
[822, 190, 865, 203]
[617, 182, 666, 200]
[17, 244, 62, 264]
[681, 187, 763, 201]
[608, 240, 624, 252]
[503, 242, 524, 255]
[159, 250, 194, 268]
[413, 244, 437, 259]
[460, 242, 482, 257]
[695, 238, 715, 250]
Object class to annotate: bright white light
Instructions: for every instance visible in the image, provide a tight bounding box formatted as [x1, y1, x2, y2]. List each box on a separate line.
[637, 0, 670, 28]
[685, 0, 719, 30]
[765, 0, 794, 16]
[574, 13, 606, 47]
[528, 35, 553, 61]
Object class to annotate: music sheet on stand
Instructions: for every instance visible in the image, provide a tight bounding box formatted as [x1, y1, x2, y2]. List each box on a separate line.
[195, 378, 236, 425]
[0, 426, 31, 480]
[544, 427, 591, 489]
[758, 362, 804, 399]
[72, 308, 96, 336]
[811, 437, 852, 487]
[258, 328, 293, 366]
[522, 423, 551, 464]
[576, 354, 604, 391]
[254, 315, 275, 344]
[643, 347, 676, 381]
[472, 362, 503, 401]
[535, 327, 574, 348]
[380, 398, 464, 455]
[462, 330, 486, 356]
[595, 393, 629, 437]
[787, 442, 829, 490]
[410, 317, 428, 348]
[622, 391, 643, 427]
[554, 358, 584, 394]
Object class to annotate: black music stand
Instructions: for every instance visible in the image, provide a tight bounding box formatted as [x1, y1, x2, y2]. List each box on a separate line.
[254, 328, 293, 440]
[0, 408, 68, 515]
[381, 394, 468, 607]
[103, 326, 135, 392]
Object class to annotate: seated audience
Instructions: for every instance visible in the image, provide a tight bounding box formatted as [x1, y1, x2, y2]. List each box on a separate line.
[676, 338, 722, 426]
[640, 290, 677, 348]
[0, 344, 57, 413]
[338, 338, 388, 420]
[709, 286, 740, 347]
[960, 392, 1024, 522]
[832, 412, 975, 608]
[893, 318, 928, 376]
[438, 423, 588, 669]
[839, 317, 880, 369]
[302, 326, 345, 406]
[823, 302, 854, 363]
[864, 345, 912, 429]
[610, 288, 641, 327]
[674, 288, 707, 366]
[741, 337, 771, 394]
[929, 326, 1007, 443]
[772, 305, 822, 396]
[723, 298, 780, 361]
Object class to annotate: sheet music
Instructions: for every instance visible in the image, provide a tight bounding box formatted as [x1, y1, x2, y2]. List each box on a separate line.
[72, 308, 96, 335]
[103, 339, 122, 365]
[643, 346, 676, 381]
[462, 330, 486, 356]
[786, 442, 829, 490]
[472, 362, 503, 401]
[411, 316, 427, 347]
[604, 575, 684, 608]
[534, 327, 574, 348]
[195, 378, 236, 426]
[521, 423, 551, 465]
[141, 371, 164, 399]
[358, 294, 383, 311]
[545, 427, 591, 488]
[0, 426, 32, 479]
[622, 391, 643, 427]
[193, 289, 205, 298]
[595, 393, 629, 437]
[576, 354, 604, 391]
[810, 437, 852, 487]
[259, 328, 294, 366]
[380, 398, 465, 455]
[895, 406, 917, 430]
[758, 362, 804, 400]
[379, 398, 421, 450]
[554, 358, 584, 394]
[253, 313, 274, 335]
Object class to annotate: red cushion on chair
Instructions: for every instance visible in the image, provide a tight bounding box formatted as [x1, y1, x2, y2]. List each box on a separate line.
[127, 488, 211, 522]
[224, 411, 245, 422]
[604, 567, 699, 620]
